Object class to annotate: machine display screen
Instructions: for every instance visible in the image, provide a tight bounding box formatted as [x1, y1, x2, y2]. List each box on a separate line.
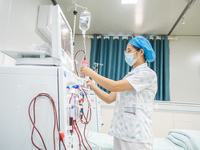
[60, 14, 72, 58]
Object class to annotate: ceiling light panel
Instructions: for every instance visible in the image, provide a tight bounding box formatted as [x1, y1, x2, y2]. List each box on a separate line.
[122, 0, 139, 4]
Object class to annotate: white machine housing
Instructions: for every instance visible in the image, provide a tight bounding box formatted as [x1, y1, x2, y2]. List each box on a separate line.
[0, 65, 100, 149]
[13, 5, 74, 71]
[51, 5, 74, 71]
[37, 5, 52, 42]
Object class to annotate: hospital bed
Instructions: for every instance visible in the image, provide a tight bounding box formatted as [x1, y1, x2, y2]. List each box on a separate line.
[84, 129, 200, 150]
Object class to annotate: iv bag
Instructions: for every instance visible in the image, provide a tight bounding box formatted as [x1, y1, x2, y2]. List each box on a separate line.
[79, 10, 91, 33]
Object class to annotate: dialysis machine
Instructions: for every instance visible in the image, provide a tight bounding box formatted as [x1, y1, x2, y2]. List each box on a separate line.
[0, 5, 101, 150]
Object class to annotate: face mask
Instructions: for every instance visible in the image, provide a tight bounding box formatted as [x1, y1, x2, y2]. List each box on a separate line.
[125, 51, 139, 66]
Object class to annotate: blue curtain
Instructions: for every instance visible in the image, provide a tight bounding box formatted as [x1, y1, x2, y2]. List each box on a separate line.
[90, 35, 170, 101]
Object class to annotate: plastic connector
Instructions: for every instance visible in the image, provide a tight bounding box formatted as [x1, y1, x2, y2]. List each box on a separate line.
[80, 93, 84, 98]
[71, 105, 75, 109]
[73, 10, 77, 15]
[59, 133, 65, 141]
[72, 85, 79, 89]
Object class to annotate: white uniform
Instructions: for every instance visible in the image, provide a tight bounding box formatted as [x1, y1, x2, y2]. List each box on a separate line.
[108, 63, 157, 150]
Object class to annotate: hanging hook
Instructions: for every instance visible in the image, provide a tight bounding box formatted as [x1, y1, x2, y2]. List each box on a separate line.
[67, 0, 88, 12]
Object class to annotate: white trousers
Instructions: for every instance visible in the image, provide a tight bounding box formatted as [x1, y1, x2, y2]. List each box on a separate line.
[113, 137, 153, 150]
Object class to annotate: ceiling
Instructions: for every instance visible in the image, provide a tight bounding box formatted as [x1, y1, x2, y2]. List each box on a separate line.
[56, 0, 200, 36]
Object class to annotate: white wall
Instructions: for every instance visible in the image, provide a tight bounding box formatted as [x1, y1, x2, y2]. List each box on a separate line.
[0, 0, 52, 66]
[170, 37, 200, 104]
[152, 110, 200, 138]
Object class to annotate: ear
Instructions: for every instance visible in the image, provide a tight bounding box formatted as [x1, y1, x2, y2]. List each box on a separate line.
[139, 49, 145, 56]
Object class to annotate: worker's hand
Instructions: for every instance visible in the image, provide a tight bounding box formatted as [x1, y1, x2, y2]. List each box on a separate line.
[80, 66, 93, 77]
[86, 79, 95, 87]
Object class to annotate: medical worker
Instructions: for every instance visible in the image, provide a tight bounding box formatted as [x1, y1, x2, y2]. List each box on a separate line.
[80, 36, 157, 150]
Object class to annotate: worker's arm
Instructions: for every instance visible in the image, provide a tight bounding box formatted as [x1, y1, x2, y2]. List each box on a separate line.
[80, 67, 133, 92]
[87, 79, 117, 104]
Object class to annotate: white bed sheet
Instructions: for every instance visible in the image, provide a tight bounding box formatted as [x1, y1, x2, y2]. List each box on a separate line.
[83, 131, 185, 150]
[83, 131, 113, 150]
[153, 138, 185, 150]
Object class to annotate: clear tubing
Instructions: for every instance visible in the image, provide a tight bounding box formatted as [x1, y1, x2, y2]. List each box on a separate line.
[82, 32, 87, 57]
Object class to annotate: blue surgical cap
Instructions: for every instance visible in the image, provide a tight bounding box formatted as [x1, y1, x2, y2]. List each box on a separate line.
[128, 36, 155, 62]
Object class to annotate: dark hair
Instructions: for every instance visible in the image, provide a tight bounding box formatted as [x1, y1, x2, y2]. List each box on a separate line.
[131, 45, 141, 51]
[131, 44, 146, 60]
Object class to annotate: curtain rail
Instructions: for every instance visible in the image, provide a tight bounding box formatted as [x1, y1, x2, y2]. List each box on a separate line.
[86, 35, 200, 40]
